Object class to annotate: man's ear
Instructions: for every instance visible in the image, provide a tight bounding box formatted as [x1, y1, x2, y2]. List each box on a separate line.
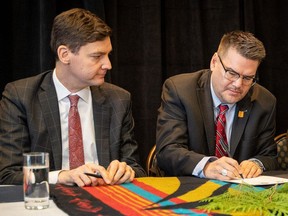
[210, 52, 218, 71]
[57, 45, 70, 65]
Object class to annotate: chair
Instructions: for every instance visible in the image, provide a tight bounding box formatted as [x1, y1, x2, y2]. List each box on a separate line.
[275, 132, 288, 170]
[146, 144, 165, 177]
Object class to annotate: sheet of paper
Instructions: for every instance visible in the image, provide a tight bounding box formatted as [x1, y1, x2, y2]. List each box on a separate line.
[224, 175, 288, 186]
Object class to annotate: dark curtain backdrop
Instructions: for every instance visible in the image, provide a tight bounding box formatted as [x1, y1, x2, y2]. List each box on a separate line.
[2, 0, 288, 169]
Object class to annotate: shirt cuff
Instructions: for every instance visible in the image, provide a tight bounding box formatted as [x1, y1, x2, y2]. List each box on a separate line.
[192, 156, 218, 178]
[49, 170, 62, 184]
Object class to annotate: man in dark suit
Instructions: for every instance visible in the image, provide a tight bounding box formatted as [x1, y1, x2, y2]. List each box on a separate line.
[0, 8, 146, 186]
[156, 31, 278, 180]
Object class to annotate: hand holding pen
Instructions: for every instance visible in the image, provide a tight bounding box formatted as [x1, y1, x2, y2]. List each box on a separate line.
[84, 172, 103, 178]
[219, 139, 244, 179]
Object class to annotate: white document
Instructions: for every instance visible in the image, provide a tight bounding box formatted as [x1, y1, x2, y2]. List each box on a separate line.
[224, 175, 288, 186]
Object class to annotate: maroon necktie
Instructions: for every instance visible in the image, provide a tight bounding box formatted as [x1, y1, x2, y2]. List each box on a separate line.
[215, 104, 229, 158]
[68, 95, 85, 169]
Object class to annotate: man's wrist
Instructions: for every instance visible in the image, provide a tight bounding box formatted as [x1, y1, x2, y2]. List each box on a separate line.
[249, 159, 265, 172]
[57, 170, 69, 184]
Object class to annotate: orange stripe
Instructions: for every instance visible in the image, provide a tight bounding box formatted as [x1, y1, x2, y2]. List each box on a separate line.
[84, 185, 153, 215]
[103, 185, 153, 215]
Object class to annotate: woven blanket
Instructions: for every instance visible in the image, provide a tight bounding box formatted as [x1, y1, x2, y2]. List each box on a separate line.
[51, 177, 241, 216]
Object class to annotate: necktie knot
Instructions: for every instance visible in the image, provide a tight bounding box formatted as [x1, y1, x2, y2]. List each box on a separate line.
[219, 104, 228, 113]
[69, 95, 80, 107]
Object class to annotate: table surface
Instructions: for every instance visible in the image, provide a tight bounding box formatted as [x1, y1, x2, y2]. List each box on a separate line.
[0, 200, 68, 216]
[0, 184, 67, 215]
[0, 170, 287, 216]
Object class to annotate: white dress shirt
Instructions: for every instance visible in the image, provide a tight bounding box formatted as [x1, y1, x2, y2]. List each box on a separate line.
[49, 69, 98, 183]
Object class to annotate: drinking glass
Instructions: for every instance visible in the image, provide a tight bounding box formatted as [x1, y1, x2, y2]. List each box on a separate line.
[23, 152, 49, 210]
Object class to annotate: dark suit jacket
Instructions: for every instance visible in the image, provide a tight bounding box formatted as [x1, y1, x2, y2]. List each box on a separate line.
[0, 70, 146, 184]
[156, 69, 278, 176]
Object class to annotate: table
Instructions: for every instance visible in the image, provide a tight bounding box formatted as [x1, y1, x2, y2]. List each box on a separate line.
[0, 185, 67, 216]
[1, 171, 288, 216]
[0, 200, 67, 216]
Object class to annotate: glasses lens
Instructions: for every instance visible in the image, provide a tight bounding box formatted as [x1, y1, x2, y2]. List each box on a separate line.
[243, 76, 256, 86]
[225, 71, 238, 81]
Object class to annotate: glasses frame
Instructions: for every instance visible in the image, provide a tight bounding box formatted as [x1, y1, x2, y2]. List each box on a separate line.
[217, 53, 257, 86]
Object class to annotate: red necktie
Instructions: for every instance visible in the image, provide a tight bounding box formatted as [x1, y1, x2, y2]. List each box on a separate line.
[68, 95, 84, 169]
[215, 104, 229, 158]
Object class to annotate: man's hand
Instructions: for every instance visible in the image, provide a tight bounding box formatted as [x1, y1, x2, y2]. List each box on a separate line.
[57, 160, 135, 187]
[240, 160, 263, 178]
[107, 160, 135, 185]
[57, 163, 111, 187]
[203, 156, 243, 180]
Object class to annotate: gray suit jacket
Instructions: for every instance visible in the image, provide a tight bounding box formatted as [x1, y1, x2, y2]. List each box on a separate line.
[156, 69, 278, 176]
[0, 71, 146, 184]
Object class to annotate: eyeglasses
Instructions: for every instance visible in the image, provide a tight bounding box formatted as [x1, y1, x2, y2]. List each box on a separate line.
[217, 53, 257, 86]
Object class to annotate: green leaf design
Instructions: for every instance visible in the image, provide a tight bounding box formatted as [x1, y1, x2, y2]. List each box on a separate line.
[197, 183, 288, 215]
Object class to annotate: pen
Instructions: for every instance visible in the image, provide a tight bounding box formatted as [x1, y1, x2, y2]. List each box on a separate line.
[84, 172, 103, 178]
[220, 139, 244, 179]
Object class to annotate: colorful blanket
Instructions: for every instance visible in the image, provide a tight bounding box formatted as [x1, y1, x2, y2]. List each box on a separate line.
[51, 177, 244, 216]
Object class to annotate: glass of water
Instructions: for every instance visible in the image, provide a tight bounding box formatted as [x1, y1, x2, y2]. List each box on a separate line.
[23, 152, 49, 210]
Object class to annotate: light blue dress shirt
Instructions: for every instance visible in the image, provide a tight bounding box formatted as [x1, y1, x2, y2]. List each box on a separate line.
[192, 77, 236, 177]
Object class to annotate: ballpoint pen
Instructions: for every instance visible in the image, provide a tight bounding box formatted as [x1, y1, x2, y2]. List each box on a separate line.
[84, 172, 103, 178]
[220, 139, 244, 179]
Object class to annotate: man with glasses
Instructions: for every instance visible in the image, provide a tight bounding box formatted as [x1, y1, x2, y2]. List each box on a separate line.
[156, 30, 278, 180]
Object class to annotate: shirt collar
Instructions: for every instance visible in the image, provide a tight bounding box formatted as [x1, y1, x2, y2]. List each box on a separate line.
[52, 69, 90, 102]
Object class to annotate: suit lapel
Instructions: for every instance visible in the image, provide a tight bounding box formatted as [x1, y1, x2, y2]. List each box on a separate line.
[230, 91, 253, 156]
[91, 85, 111, 167]
[197, 71, 216, 154]
[38, 72, 62, 169]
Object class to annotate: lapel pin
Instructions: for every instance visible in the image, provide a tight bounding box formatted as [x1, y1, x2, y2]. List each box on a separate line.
[238, 111, 244, 118]
[238, 110, 247, 118]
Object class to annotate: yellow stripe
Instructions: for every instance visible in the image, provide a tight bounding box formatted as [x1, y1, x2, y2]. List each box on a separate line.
[136, 177, 180, 194]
